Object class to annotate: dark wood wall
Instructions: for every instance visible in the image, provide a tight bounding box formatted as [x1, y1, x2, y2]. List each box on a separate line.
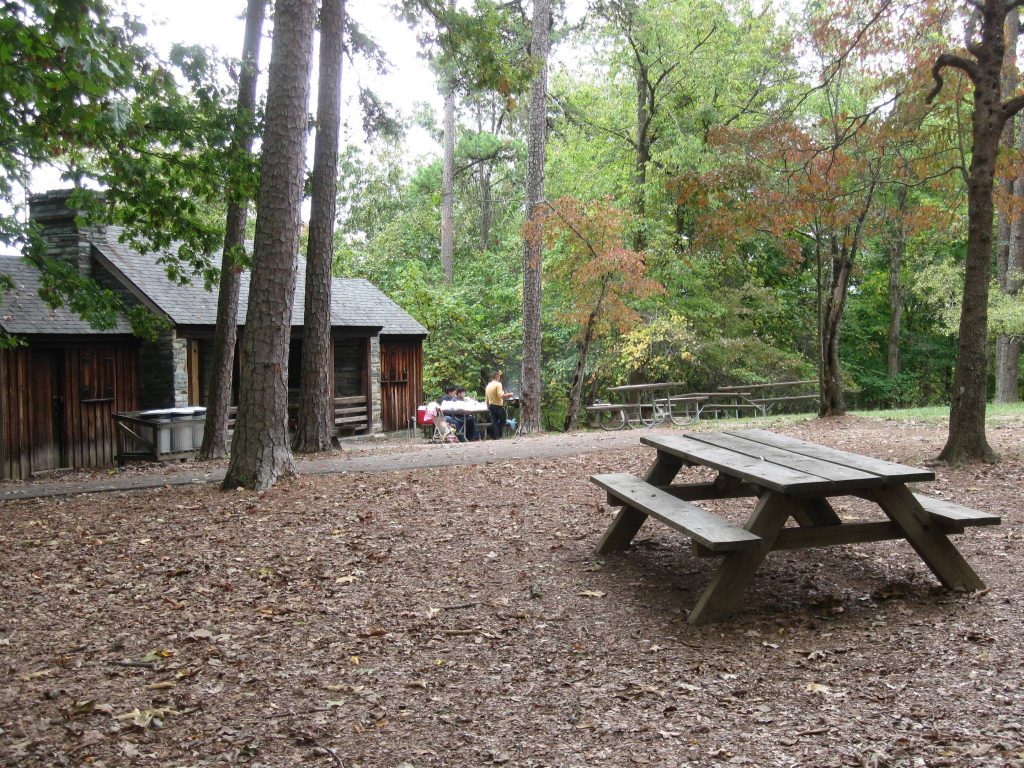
[1, 341, 139, 479]
[379, 337, 423, 432]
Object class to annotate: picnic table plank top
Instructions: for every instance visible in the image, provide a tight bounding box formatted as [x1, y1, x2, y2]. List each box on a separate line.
[732, 429, 935, 483]
[641, 430, 934, 493]
[607, 382, 689, 392]
[640, 434, 835, 494]
[695, 432, 882, 488]
[717, 380, 816, 391]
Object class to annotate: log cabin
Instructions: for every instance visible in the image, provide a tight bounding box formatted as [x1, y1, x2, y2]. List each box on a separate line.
[0, 189, 426, 479]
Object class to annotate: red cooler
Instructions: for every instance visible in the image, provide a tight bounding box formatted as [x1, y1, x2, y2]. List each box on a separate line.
[416, 404, 433, 426]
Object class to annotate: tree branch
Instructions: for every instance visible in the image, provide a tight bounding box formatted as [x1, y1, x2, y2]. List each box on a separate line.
[1004, 93, 1024, 121]
[926, 53, 978, 103]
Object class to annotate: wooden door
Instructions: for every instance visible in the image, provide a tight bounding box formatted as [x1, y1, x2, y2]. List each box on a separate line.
[29, 349, 64, 473]
[379, 339, 422, 432]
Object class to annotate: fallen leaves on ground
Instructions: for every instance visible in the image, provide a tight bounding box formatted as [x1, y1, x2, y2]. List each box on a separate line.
[1, 417, 1023, 766]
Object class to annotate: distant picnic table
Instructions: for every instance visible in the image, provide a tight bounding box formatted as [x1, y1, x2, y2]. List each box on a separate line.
[591, 429, 1000, 624]
[586, 379, 819, 430]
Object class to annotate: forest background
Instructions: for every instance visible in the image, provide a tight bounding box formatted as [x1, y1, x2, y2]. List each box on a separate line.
[5, 0, 1024, 466]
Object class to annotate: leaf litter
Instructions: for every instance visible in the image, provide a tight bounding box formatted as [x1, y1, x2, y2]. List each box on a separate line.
[0, 416, 1023, 766]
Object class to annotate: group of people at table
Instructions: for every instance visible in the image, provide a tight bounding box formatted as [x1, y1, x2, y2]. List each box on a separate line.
[426, 370, 516, 442]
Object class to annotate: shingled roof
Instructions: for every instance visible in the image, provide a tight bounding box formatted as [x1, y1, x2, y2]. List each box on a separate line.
[90, 226, 427, 336]
[0, 256, 132, 335]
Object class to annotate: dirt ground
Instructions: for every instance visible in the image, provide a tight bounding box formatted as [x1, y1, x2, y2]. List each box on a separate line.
[1, 416, 1022, 767]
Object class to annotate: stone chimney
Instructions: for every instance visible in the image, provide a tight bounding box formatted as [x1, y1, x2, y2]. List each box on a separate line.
[28, 189, 101, 274]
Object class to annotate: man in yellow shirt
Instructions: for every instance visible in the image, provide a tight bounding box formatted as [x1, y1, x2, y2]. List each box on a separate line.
[484, 370, 514, 439]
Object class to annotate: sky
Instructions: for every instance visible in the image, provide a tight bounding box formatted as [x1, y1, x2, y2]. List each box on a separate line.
[131, 0, 444, 157]
[126, 0, 598, 160]
[28, 0, 444, 197]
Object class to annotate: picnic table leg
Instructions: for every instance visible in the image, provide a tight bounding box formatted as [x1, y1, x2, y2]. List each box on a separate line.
[868, 485, 986, 591]
[595, 453, 685, 554]
[688, 491, 796, 625]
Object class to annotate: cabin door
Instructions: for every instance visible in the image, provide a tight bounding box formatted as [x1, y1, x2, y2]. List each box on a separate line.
[379, 340, 422, 432]
[29, 349, 65, 473]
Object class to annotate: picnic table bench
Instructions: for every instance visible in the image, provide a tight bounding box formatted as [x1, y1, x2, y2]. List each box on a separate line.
[585, 402, 646, 430]
[718, 380, 818, 414]
[590, 429, 998, 624]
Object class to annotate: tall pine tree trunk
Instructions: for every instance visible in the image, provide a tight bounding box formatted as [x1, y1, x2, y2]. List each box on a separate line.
[439, 0, 456, 283]
[440, 82, 456, 281]
[223, 0, 317, 491]
[294, 0, 345, 452]
[995, 114, 1023, 401]
[997, 130, 1023, 399]
[197, 0, 265, 460]
[996, 11, 1022, 403]
[521, 0, 551, 434]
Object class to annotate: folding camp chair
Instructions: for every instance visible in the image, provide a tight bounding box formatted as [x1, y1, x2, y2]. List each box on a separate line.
[432, 416, 459, 443]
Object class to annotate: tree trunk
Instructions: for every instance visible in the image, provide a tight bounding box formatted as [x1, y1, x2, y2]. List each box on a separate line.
[223, 0, 316, 491]
[440, 1, 456, 284]
[479, 162, 492, 252]
[563, 288, 605, 432]
[633, 63, 651, 252]
[196, 0, 265, 461]
[887, 187, 907, 378]
[819, 242, 851, 416]
[996, 13, 1022, 403]
[996, 113, 1023, 401]
[294, 0, 345, 453]
[520, 0, 551, 434]
[938, 0, 1007, 463]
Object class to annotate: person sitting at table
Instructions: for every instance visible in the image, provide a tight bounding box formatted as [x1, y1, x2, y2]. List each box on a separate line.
[484, 370, 514, 439]
[439, 385, 468, 441]
[454, 386, 480, 441]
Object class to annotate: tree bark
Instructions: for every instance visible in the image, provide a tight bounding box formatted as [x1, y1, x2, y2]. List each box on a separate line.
[223, 0, 316, 490]
[996, 10, 1022, 403]
[196, 0, 265, 460]
[819, 241, 851, 416]
[440, 0, 456, 283]
[479, 161, 492, 252]
[633, 62, 651, 252]
[996, 109, 1023, 401]
[294, 0, 345, 453]
[520, 0, 551, 434]
[563, 284, 606, 432]
[936, 0, 1009, 462]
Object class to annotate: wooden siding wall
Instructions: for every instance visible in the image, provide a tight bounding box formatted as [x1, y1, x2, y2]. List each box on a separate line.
[379, 339, 423, 432]
[333, 337, 366, 396]
[1, 343, 139, 479]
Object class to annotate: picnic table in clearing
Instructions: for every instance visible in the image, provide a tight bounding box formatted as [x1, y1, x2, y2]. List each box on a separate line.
[591, 429, 999, 625]
[715, 379, 818, 415]
[587, 383, 706, 429]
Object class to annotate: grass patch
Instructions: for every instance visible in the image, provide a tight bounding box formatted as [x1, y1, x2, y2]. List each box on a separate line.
[852, 401, 1024, 425]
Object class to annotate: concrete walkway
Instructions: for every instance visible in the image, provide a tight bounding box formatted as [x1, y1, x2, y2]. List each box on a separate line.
[0, 430, 647, 501]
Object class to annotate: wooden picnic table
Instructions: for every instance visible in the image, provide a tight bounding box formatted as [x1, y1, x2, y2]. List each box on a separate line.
[717, 379, 815, 392]
[591, 429, 999, 625]
[606, 382, 698, 426]
[716, 380, 819, 415]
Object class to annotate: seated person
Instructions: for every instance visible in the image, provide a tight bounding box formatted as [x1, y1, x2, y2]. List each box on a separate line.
[455, 387, 480, 441]
[440, 384, 468, 442]
[440, 383, 481, 443]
